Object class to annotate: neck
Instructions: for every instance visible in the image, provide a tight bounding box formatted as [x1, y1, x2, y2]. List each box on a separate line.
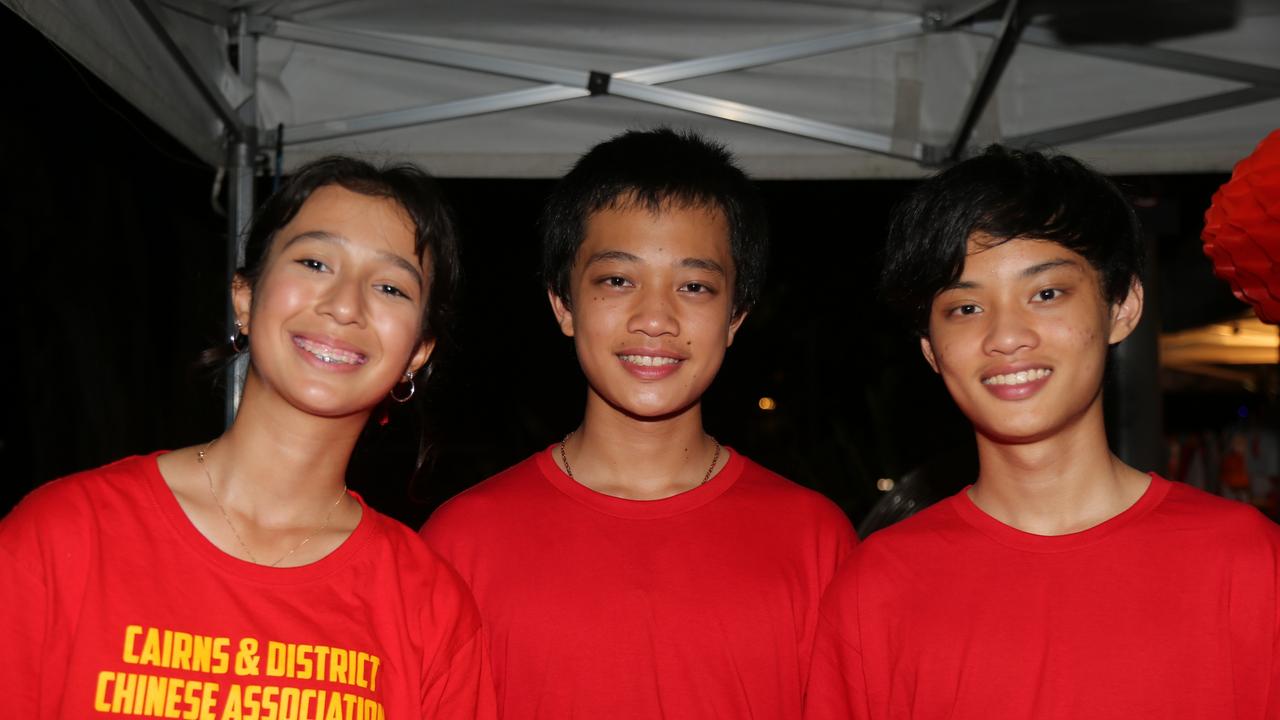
[969, 397, 1150, 535]
[209, 372, 365, 521]
[564, 389, 719, 500]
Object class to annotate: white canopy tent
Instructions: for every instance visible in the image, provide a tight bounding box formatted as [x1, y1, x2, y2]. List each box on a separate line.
[9, 0, 1280, 180]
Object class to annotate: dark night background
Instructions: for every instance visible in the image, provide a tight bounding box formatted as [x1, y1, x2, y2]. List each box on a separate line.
[1, 8, 1257, 532]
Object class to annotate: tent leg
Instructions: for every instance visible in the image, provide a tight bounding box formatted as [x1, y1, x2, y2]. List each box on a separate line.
[224, 14, 258, 428]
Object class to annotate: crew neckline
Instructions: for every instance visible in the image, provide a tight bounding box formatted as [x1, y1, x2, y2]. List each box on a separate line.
[142, 451, 375, 585]
[949, 472, 1170, 553]
[536, 443, 745, 519]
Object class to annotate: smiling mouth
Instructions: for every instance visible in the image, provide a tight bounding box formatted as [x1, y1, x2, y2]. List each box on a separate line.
[618, 354, 683, 367]
[293, 337, 368, 366]
[982, 368, 1052, 386]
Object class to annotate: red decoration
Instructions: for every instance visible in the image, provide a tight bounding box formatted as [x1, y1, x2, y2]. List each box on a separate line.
[1202, 129, 1280, 324]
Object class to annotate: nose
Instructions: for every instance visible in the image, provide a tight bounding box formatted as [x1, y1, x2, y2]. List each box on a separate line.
[983, 304, 1037, 356]
[315, 274, 366, 327]
[627, 285, 678, 338]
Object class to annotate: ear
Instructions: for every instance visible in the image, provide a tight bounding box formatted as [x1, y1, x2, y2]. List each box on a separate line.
[1107, 279, 1145, 345]
[726, 310, 749, 347]
[231, 273, 253, 334]
[408, 338, 436, 375]
[920, 335, 941, 374]
[548, 289, 575, 338]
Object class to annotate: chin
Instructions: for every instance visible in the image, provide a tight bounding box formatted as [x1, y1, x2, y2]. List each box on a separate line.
[602, 392, 699, 422]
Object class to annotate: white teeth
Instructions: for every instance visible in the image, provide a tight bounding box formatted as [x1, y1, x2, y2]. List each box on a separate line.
[619, 354, 681, 367]
[293, 337, 366, 365]
[983, 368, 1052, 386]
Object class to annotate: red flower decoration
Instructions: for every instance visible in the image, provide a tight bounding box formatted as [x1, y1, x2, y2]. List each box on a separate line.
[1202, 129, 1280, 324]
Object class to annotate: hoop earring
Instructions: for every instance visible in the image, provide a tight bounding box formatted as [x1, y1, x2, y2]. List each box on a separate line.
[230, 320, 249, 354]
[390, 370, 416, 403]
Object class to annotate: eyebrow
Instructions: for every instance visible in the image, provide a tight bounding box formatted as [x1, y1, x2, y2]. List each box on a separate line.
[283, 231, 424, 287]
[941, 258, 1082, 291]
[584, 250, 725, 276]
[584, 250, 641, 267]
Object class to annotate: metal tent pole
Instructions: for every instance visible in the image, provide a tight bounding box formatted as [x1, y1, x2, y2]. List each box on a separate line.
[225, 12, 258, 427]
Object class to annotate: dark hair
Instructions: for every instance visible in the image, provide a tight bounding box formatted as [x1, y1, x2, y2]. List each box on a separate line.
[206, 156, 460, 396]
[540, 128, 768, 316]
[881, 145, 1142, 335]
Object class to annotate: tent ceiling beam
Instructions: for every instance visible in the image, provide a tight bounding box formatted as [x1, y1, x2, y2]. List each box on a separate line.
[608, 79, 915, 159]
[969, 23, 1280, 90]
[277, 86, 590, 145]
[129, 0, 244, 139]
[614, 19, 924, 84]
[1005, 86, 1279, 149]
[159, 0, 230, 28]
[944, 0, 1027, 162]
[267, 19, 589, 87]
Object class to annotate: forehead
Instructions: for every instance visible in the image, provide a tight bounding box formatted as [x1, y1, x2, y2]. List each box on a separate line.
[275, 185, 420, 265]
[956, 233, 1092, 280]
[579, 200, 731, 262]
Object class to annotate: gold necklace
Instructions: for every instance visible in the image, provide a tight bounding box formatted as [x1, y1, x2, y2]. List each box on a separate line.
[559, 433, 722, 487]
[196, 439, 348, 567]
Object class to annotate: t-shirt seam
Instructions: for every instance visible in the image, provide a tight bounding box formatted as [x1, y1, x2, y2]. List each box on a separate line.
[424, 619, 484, 690]
[535, 448, 753, 520]
[817, 608, 863, 657]
[946, 479, 1171, 555]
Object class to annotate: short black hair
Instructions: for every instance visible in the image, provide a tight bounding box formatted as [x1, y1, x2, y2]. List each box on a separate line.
[882, 145, 1142, 335]
[541, 128, 768, 316]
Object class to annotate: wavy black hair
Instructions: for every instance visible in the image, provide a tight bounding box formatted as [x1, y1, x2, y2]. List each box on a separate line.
[540, 128, 768, 317]
[882, 145, 1142, 335]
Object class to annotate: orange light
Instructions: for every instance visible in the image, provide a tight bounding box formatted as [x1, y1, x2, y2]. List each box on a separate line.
[757, 397, 777, 411]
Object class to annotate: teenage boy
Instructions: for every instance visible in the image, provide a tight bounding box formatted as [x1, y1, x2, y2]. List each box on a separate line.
[804, 146, 1280, 719]
[423, 128, 857, 718]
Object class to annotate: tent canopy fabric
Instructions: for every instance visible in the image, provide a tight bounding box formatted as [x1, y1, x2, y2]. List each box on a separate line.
[7, 0, 1280, 178]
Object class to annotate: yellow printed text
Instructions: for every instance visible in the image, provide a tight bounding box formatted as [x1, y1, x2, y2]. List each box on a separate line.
[94, 670, 219, 719]
[123, 625, 232, 674]
[264, 642, 380, 692]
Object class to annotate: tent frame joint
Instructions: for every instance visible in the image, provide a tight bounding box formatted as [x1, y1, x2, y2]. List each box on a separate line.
[587, 70, 612, 96]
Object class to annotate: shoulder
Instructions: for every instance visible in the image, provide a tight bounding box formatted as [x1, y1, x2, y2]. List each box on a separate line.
[1154, 476, 1280, 546]
[422, 453, 543, 533]
[732, 453, 854, 530]
[357, 508, 485, 659]
[362, 508, 482, 616]
[1, 454, 161, 582]
[4, 454, 158, 530]
[852, 494, 966, 563]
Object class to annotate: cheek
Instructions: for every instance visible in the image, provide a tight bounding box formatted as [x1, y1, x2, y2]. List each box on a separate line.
[251, 276, 308, 324]
[374, 306, 424, 351]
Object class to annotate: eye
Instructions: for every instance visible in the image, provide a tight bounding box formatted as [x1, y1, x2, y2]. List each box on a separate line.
[375, 283, 410, 299]
[1035, 288, 1063, 302]
[950, 304, 980, 317]
[601, 276, 631, 289]
[297, 258, 329, 272]
[681, 282, 713, 294]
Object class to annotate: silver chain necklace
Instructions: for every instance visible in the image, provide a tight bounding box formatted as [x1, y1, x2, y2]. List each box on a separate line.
[196, 439, 347, 567]
[559, 433, 722, 487]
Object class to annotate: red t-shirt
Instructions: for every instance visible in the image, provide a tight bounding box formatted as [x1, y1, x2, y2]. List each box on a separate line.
[804, 475, 1280, 719]
[421, 446, 858, 719]
[0, 453, 496, 720]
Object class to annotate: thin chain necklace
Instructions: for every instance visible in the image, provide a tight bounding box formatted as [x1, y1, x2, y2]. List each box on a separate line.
[559, 432, 722, 488]
[196, 439, 348, 567]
